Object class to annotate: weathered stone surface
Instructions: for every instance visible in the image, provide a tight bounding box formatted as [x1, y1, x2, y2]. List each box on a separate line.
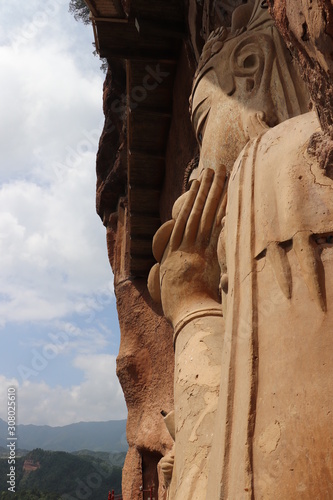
[92, 0, 333, 498]
[96, 60, 127, 226]
[97, 65, 176, 498]
[115, 278, 174, 499]
[121, 447, 142, 500]
[160, 43, 198, 223]
[268, 0, 333, 133]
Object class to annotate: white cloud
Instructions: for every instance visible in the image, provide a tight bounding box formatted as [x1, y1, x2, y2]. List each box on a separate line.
[0, 0, 124, 427]
[0, 354, 127, 426]
[0, 154, 113, 325]
[0, 0, 109, 327]
[0, 42, 103, 179]
[26, 320, 111, 357]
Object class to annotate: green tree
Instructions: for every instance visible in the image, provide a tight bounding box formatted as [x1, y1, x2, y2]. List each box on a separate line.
[68, 0, 91, 25]
[68, 0, 108, 72]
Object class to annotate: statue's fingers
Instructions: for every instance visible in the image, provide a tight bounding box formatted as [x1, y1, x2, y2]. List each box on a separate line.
[209, 193, 227, 251]
[215, 176, 228, 224]
[172, 192, 189, 220]
[209, 178, 229, 247]
[153, 220, 175, 262]
[183, 168, 214, 245]
[170, 180, 200, 251]
[198, 166, 226, 243]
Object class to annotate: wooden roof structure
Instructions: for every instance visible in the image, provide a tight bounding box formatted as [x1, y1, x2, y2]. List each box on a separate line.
[85, 0, 185, 276]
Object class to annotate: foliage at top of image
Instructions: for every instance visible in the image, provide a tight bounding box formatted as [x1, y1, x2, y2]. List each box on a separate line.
[69, 0, 91, 25]
[68, 0, 108, 72]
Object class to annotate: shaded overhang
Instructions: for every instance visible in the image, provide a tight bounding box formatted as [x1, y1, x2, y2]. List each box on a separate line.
[85, 0, 185, 276]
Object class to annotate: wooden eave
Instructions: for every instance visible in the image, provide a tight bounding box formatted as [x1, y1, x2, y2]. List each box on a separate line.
[84, 0, 125, 19]
[89, 0, 185, 277]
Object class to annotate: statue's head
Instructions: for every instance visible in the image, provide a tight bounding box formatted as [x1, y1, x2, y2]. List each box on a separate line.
[189, 0, 308, 180]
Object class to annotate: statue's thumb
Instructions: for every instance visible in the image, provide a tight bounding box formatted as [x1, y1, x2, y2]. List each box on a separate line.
[148, 263, 162, 304]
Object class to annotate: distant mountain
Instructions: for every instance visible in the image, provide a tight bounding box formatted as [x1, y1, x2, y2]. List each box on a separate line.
[0, 419, 127, 453]
[0, 448, 122, 497]
[71, 449, 126, 467]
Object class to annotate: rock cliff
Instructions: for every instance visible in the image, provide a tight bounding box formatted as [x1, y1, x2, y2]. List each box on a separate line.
[89, 0, 333, 498]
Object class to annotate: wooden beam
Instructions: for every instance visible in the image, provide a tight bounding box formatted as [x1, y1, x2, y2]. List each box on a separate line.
[129, 237, 154, 256]
[128, 109, 171, 155]
[128, 153, 165, 188]
[129, 187, 160, 215]
[131, 0, 184, 23]
[134, 17, 185, 39]
[95, 18, 182, 60]
[93, 16, 128, 23]
[130, 215, 161, 237]
[129, 256, 155, 277]
[84, 0, 125, 18]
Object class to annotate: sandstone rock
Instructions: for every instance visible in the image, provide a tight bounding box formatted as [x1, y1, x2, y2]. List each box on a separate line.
[91, 1, 333, 498]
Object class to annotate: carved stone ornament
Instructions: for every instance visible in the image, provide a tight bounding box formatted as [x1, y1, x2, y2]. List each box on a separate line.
[148, 0, 333, 498]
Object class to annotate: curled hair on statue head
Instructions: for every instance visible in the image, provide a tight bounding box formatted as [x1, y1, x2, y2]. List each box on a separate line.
[189, 0, 274, 114]
[189, 27, 228, 115]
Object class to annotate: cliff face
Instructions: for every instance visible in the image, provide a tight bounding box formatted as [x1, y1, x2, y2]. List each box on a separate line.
[93, 1, 333, 498]
[267, 0, 333, 134]
[96, 61, 127, 225]
[266, 0, 333, 185]
[96, 46, 197, 497]
[96, 61, 175, 499]
[93, 2, 252, 498]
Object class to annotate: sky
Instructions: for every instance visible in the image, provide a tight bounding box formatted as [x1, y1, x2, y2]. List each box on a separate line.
[0, 0, 127, 426]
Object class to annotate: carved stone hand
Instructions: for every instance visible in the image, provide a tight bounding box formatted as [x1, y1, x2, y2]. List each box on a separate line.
[148, 167, 226, 328]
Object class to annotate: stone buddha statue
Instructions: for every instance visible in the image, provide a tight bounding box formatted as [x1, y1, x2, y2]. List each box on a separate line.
[149, 0, 333, 498]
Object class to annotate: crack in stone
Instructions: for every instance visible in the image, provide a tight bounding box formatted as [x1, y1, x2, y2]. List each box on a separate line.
[241, 256, 267, 284]
[309, 160, 333, 187]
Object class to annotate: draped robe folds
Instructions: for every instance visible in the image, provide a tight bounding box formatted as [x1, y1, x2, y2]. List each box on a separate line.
[163, 1, 333, 497]
[207, 111, 333, 499]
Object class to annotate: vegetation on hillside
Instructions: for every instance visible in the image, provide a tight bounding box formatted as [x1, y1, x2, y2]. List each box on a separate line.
[72, 450, 126, 467]
[0, 448, 122, 498]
